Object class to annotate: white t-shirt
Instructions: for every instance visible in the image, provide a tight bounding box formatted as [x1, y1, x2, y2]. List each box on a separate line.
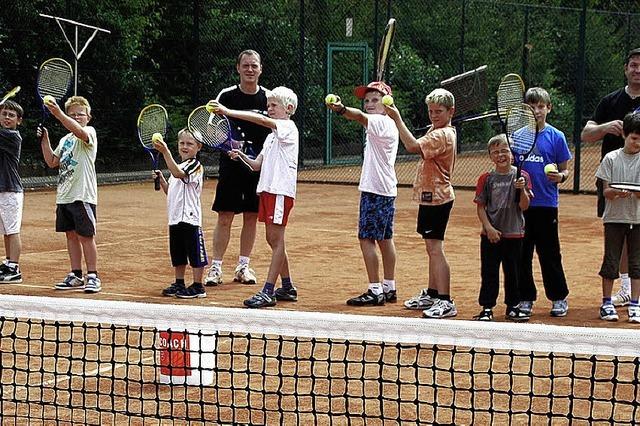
[256, 120, 299, 199]
[595, 148, 640, 224]
[53, 126, 98, 205]
[358, 114, 399, 197]
[166, 158, 204, 226]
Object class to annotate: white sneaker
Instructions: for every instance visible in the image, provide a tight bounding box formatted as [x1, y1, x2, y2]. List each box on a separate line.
[423, 299, 457, 319]
[612, 285, 631, 307]
[55, 273, 85, 290]
[234, 264, 257, 284]
[84, 274, 102, 294]
[599, 303, 619, 321]
[204, 265, 223, 286]
[628, 305, 640, 323]
[403, 288, 436, 310]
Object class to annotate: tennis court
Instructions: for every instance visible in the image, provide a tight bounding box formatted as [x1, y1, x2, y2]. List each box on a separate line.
[2, 176, 640, 424]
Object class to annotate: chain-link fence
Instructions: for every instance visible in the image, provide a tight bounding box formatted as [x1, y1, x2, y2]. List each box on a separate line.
[1, 0, 638, 192]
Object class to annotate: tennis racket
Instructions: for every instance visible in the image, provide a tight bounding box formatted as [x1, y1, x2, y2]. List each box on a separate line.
[187, 106, 252, 170]
[609, 182, 640, 192]
[137, 104, 168, 191]
[376, 18, 396, 82]
[453, 73, 524, 124]
[36, 58, 73, 134]
[506, 103, 538, 203]
[0, 86, 21, 106]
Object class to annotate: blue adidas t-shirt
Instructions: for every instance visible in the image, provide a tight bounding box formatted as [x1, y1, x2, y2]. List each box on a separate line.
[520, 124, 572, 208]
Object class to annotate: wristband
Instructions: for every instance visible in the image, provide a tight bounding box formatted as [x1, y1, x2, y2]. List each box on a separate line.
[337, 106, 347, 116]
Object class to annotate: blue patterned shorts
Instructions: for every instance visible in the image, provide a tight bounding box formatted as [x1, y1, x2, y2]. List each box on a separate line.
[358, 192, 395, 240]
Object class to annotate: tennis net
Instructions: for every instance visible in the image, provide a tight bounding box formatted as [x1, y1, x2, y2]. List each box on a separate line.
[1, 294, 639, 425]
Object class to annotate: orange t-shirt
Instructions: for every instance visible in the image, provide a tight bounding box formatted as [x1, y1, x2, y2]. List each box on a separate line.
[412, 125, 457, 205]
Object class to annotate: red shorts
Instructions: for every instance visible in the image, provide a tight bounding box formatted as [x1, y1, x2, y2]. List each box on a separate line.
[258, 192, 294, 226]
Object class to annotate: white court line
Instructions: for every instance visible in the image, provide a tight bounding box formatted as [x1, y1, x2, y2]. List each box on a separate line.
[21, 235, 167, 257]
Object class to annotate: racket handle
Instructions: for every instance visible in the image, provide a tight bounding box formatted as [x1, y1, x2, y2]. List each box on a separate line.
[154, 172, 161, 191]
[515, 169, 522, 203]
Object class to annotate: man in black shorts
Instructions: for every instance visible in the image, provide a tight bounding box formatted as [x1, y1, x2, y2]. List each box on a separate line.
[581, 47, 640, 306]
[205, 50, 271, 287]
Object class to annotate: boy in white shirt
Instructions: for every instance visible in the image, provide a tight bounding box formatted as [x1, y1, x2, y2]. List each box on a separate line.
[208, 86, 299, 308]
[153, 128, 208, 299]
[39, 96, 102, 293]
[326, 81, 399, 306]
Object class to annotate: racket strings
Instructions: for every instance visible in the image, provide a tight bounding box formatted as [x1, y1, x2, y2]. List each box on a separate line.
[496, 80, 524, 119]
[189, 109, 231, 148]
[37, 63, 72, 99]
[139, 109, 167, 149]
[507, 106, 537, 155]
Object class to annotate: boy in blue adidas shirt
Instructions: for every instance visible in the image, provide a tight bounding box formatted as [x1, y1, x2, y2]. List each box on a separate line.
[518, 87, 572, 318]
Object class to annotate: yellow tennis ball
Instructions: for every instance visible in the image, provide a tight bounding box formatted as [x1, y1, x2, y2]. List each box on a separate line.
[382, 94, 394, 106]
[151, 133, 163, 143]
[325, 94, 338, 105]
[206, 103, 215, 113]
[43, 95, 55, 105]
[544, 163, 558, 174]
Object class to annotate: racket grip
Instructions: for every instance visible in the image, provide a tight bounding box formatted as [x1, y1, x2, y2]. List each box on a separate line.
[515, 169, 522, 203]
[154, 172, 161, 191]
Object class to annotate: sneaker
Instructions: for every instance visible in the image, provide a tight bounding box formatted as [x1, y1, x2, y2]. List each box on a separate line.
[550, 299, 568, 317]
[506, 306, 530, 322]
[473, 308, 493, 321]
[162, 282, 186, 297]
[518, 301, 534, 316]
[274, 286, 298, 301]
[384, 290, 397, 303]
[612, 288, 631, 307]
[404, 289, 436, 310]
[628, 305, 640, 323]
[244, 291, 276, 308]
[600, 303, 619, 321]
[346, 290, 385, 306]
[176, 283, 206, 299]
[423, 299, 457, 319]
[55, 273, 85, 290]
[204, 265, 223, 286]
[0, 266, 22, 283]
[84, 274, 102, 293]
[234, 264, 257, 284]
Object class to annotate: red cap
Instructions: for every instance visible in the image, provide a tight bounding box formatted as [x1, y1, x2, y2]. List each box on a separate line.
[353, 81, 392, 99]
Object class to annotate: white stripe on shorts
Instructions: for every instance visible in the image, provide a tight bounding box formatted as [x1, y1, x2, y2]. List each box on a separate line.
[83, 202, 97, 234]
[273, 195, 285, 225]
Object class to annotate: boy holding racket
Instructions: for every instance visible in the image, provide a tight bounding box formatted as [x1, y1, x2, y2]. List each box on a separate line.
[385, 88, 458, 319]
[38, 96, 101, 293]
[595, 112, 640, 322]
[518, 87, 572, 318]
[325, 81, 399, 306]
[473, 134, 531, 321]
[0, 100, 24, 283]
[208, 86, 298, 309]
[152, 129, 208, 299]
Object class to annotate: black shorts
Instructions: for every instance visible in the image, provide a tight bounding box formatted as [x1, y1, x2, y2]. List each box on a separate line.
[169, 223, 208, 268]
[212, 168, 260, 214]
[416, 201, 454, 240]
[56, 202, 97, 237]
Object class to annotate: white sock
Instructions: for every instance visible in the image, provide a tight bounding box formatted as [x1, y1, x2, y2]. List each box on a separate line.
[238, 256, 250, 266]
[368, 282, 383, 295]
[382, 279, 396, 292]
[620, 273, 631, 292]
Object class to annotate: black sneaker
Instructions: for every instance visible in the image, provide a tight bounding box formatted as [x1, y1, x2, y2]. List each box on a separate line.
[162, 282, 185, 297]
[244, 291, 276, 308]
[274, 287, 298, 301]
[176, 283, 206, 299]
[347, 290, 385, 306]
[506, 306, 530, 322]
[0, 266, 22, 283]
[384, 290, 397, 303]
[473, 308, 493, 321]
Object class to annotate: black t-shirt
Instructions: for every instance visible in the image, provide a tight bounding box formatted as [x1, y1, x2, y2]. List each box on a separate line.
[591, 88, 640, 159]
[216, 85, 270, 174]
[0, 129, 22, 192]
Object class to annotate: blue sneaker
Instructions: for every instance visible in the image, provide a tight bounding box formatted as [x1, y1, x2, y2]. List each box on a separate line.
[550, 299, 568, 317]
[518, 301, 533, 316]
[244, 291, 276, 308]
[162, 282, 185, 297]
[599, 303, 618, 321]
[176, 283, 206, 299]
[55, 273, 85, 290]
[274, 287, 298, 301]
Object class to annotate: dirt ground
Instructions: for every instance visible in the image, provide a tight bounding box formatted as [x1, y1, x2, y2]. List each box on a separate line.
[1, 179, 630, 330]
